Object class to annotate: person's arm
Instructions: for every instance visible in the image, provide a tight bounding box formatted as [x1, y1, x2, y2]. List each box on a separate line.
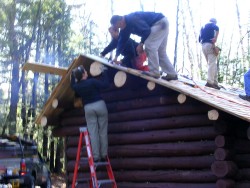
[212, 30, 219, 43]
[114, 29, 130, 60]
[93, 70, 109, 89]
[130, 18, 150, 54]
[133, 19, 151, 44]
[198, 27, 203, 43]
[120, 39, 137, 67]
[212, 25, 219, 43]
[121, 55, 133, 67]
[100, 39, 117, 57]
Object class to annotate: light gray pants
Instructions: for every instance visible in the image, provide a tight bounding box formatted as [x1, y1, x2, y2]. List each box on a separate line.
[84, 100, 108, 161]
[202, 43, 218, 85]
[144, 17, 177, 76]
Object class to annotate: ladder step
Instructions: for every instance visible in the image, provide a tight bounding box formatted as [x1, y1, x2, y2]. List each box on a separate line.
[98, 179, 115, 186]
[94, 161, 109, 167]
[77, 177, 91, 183]
[80, 157, 88, 161]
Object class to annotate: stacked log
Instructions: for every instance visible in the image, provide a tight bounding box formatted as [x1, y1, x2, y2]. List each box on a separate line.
[212, 120, 250, 188]
[234, 123, 250, 188]
[212, 120, 238, 188]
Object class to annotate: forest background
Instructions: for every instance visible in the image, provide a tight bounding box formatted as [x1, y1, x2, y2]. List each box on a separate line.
[0, 0, 249, 173]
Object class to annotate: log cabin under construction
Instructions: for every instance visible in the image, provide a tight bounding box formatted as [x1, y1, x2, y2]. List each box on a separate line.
[23, 54, 250, 188]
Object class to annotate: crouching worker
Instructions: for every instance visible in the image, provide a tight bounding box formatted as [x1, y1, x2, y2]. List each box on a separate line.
[100, 26, 149, 71]
[70, 65, 110, 162]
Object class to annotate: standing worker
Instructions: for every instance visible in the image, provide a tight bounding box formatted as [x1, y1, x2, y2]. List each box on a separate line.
[110, 11, 178, 80]
[71, 65, 110, 162]
[199, 18, 220, 89]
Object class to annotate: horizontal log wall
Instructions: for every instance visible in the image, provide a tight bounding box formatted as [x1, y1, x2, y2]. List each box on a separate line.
[234, 124, 250, 187]
[212, 119, 250, 188]
[53, 75, 250, 188]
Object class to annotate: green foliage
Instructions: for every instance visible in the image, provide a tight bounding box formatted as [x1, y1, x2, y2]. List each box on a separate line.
[218, 56, 246, 87]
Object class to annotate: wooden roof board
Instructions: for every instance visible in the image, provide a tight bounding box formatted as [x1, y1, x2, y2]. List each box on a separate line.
[34, 54, 250, 125]
[35, 58, 82, 124]
[22, 62, 68, 76]
[35, 55, 98, 125]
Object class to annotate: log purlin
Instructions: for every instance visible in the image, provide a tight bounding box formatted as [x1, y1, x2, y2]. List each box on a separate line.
[66, 141, 216, 160]
[55, 114, 213, 137]
[67, 170, 217, 183]
[66, 156, 215, 172]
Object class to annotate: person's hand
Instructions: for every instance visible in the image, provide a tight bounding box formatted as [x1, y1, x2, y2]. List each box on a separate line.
[114, 61, 122, 65]
[101, 65, 108, 72]
[136, 43, 144, 54]
[112, 56, 119, 64]
[212, 38, 217, 43]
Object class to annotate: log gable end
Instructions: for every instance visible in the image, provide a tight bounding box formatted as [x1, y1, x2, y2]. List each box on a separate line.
[32, 54, 250, 188]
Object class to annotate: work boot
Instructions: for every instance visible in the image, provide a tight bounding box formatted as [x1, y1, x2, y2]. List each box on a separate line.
[162, 74, 178, 81]
[239, 94, 250, 102]
[205, 82, 220, 90]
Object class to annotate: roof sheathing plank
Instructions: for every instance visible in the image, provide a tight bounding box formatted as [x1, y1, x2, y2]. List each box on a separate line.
[36, 54, 250, 125]
[84, 54, 250, 123]
[22, 62, 68, 76]
[35, 57, 84, 124]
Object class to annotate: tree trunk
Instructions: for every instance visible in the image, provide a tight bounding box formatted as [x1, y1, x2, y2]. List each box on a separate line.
[186, 0, 201, 79]
[43, 127, 48, 158]
[173, 0, 180, 68]
[3, 2, 19, 135]
[55, 138, 63, 173]
[235, 0, 245, 61]
[50, 139, 55, 172]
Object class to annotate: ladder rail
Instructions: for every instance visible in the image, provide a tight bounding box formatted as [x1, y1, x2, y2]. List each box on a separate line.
[106, 157, 117, 188]
[72, 127, 117, 188]
[72, 132, 84, 188]
[83, 128, 99, 187]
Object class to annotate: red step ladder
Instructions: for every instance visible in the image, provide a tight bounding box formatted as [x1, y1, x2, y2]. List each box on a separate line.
[72, 127, 117, 188]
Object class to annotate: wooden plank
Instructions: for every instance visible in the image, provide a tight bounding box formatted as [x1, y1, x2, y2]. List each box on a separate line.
[178, 75, 243, 96]
[22, 62, 68, 76]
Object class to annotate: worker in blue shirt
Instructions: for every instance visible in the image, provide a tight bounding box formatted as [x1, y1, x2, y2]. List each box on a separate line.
[199, 18, 220, 89]
[100, 26, 148, 71]
[239, 69, 250, 102]
[110, 11, 177, 80]
[71, 65, 110, 162]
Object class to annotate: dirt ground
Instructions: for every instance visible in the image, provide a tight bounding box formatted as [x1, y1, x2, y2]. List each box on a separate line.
[51, 173, 67, 188]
